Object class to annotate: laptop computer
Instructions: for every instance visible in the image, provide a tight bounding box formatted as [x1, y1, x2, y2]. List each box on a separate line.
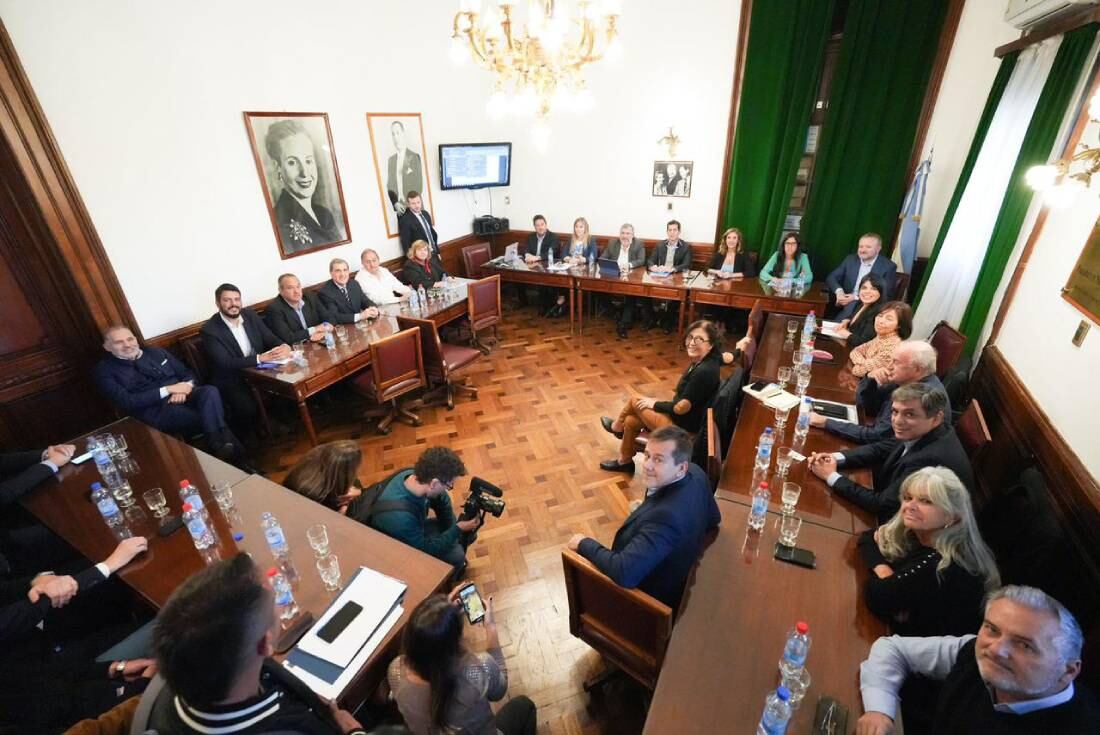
[597, 258, 622, 277]
[504, 242, 519, 261]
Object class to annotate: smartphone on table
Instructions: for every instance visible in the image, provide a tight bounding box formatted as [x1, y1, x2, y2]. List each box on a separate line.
[458, 582, 486, 624]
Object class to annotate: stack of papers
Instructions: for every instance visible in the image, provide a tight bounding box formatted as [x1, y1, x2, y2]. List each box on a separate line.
[820, 320, 846, 339]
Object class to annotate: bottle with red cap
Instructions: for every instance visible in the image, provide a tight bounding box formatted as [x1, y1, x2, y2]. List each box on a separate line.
[182, 502, 215, 550]
[178, 479, 209, 521]
[748, 481, 769, 530]
[779, 620, 811, 677]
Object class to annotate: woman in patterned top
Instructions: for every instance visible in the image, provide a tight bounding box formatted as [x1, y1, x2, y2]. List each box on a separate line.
[857, 466, 1000, 637]
[847, 301, 912, 378]
[388, 591, 536, 735]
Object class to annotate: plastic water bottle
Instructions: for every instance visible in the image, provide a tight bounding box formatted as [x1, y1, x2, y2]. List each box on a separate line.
[748, 481, 769, 530]
[94, 446, 123, 489]
[182, 502, 215, 550]
[803, 310, 816, 338]
[261, 512, 289, 559]
[409, 288, 419, 310]
[757, 686, 793, 735]
[91, 482, 123, 528]
[755, 427, 775, 470]
[547, 248, 555, 268]
[178, 479, 209, 521]
[795, 398, 812, 436]
[322, 323, 336, 350]
[587, 253, 595, 274]
[418, 285, 428, 307]
[794, 274, 805, 293]
[779, 621, 812, 677]
[267, 567, 299, 621]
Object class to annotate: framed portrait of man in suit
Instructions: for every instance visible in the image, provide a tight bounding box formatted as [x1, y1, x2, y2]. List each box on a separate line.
[366, 112, 435, 239]
[652, 160, 693, 198]
[244, 111, 352, 259]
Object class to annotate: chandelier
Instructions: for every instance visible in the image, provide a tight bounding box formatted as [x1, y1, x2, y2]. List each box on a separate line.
[450, 0, 622, 120]
[1025, 92, 1100, 207]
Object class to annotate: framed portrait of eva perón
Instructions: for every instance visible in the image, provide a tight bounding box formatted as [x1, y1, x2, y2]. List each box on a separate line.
[366, 112, 435, 239]
[244, 111, 352, 260]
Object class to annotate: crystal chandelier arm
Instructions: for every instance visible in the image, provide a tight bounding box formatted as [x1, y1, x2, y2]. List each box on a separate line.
[575, 15, 617, 65]
[454, 10, 493, 67]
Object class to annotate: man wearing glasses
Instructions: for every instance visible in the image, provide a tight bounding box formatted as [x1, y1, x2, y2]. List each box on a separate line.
[368, 446, 481, 575]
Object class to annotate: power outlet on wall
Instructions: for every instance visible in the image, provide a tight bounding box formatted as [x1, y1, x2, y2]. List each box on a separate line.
[504, 196, 510, 205]
[667, 202, 673, 210]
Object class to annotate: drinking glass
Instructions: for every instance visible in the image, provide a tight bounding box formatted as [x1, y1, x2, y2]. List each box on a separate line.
[781, 482, 802, 515]
[211, 482, 234, 511]
[774, 407, 791, 432]
[795, 372, 811, 396]
[778, 515, 803, 547]
[111, 480, 135, 508]
[781, 667, 811, 708]
[317, 554, 341, 592]
[776, 366, 792, 391]
[775, 447, 793, 477]
[335, 325, 348, 343]
[103, 434, 120, 458]
[792, 349, 804, 368]
[143, 487, 169, 518]
[786, 320, 799, 341]
[112, 433, 129, 457]
[307, 524, 330, 557]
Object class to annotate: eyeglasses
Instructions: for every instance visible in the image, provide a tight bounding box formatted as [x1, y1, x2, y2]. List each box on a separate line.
[684, 335, 710, 345]
[437, 478, 455, 491]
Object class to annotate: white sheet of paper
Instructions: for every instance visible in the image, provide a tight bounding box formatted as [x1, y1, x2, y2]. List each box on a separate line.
[788, 450, 807, 463]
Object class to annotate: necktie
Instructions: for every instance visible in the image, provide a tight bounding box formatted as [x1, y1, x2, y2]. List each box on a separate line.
[418, 213, 434, 247]
[340, 286, 351, 308]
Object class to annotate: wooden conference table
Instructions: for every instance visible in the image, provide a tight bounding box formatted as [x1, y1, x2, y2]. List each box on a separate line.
[687, 273, 829, 323]
[751, 314, 862, 403]
[645, 314, 885, 733]
[243, 280, 473, 445]
[19, 417, 452, 706]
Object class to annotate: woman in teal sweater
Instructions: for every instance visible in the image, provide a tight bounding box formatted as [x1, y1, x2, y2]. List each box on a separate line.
[759, 232, 813, 285]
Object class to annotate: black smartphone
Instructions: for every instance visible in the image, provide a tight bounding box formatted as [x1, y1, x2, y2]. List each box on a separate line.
[748, 380, 768, 392]
[316, 601, 364, 643]
[157, 515, 184, 537]
[458, 582, 486, 624]
[774, 542, 816, 569]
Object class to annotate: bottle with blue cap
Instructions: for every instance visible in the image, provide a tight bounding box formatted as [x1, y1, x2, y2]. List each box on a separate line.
[757, 686, 793, 735]
[91, 482, 123, 527]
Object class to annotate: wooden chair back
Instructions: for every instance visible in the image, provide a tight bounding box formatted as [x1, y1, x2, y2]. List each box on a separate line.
[929, 320, 967, 378]
[894, 272, 911, 303]
[367, 327, 426, 402]
[747, 300, 765, 341]
[561, 549, 673, 690]
[468, 275, 502, 331]
[396, 315, 446, 388]
[461, 242, 493, 279]
[741, 336, 758, 375]
[705, 407, 721, 492]
[179, 334, 209, 383]
[957, 399, 992, 460]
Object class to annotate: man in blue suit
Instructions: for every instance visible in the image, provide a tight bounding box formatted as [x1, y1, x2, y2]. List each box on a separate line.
[94, 326, 247, 465]
[568, 426, 721, 609]
[825, 232, 898, 319]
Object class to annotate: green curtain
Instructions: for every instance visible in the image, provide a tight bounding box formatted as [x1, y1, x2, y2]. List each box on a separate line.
[799, 0, 949, 278]
[720, 0, 835, 257]
[912, 51, 1019, 310]
[957, 24, 1098, 351]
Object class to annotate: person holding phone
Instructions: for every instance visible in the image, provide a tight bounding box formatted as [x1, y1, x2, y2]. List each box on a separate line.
[388, 588, 537, 735]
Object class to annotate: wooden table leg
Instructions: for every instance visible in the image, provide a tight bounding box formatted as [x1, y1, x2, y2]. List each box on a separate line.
[298, 399, 319, 446]
[688, 298, 696, 328]
[678, 299, 687, 338]
[577, 288, 583, 335]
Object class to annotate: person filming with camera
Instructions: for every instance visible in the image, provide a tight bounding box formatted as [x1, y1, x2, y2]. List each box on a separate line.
[369, 447, 482, 577]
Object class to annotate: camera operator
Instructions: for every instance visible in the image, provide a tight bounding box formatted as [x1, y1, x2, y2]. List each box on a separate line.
[370, 447, 481, 576]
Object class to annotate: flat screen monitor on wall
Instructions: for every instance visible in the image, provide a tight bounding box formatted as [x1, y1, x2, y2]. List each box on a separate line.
[439, 143, 512, 190]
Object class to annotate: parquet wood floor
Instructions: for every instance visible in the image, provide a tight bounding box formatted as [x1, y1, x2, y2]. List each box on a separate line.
[256, 304, 699, 734]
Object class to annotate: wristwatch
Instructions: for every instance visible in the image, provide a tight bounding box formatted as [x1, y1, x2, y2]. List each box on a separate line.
[114, 660, 127, 678]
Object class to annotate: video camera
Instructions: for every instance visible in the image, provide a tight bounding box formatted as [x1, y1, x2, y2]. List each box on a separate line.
[458, 476, 506, 522]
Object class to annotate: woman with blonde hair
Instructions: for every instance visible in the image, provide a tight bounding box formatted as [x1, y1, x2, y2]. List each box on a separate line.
[858, 465, 1000, 636]
[707, 227, 756, 278]
[283, 440, 363, 513]
[563, 216, 598, 265]
[402, 239, 446, 291]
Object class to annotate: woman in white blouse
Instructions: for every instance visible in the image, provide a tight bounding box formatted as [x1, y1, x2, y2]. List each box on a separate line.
[355, 247, 411, 305]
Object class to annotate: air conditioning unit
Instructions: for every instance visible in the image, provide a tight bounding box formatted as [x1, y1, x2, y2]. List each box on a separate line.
[1005, 0, 1099, 30]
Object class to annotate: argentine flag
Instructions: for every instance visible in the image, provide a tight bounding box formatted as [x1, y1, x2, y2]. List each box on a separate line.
[892, 156, 931, 274]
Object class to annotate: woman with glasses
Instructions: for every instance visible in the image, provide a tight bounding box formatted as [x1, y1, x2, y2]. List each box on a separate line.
[598, 320, 724, 473]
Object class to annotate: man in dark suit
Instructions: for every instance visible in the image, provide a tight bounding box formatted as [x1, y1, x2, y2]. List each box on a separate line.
[825, 232, 898, 319]
[809, 340, 949, 444]
[94, 326, 245, 464]
[386, 121, 423, 216]
[601, 223, 648, 338]
[523, 214, 565, 314]
[810, 383, 971, 524]
[398, 191, 443, 271]
[263, 273, 335, 345]
[316, 258, 379, 325]
[568, 426, 721, 609]
[1, 445, 73, 507]
[199, 283, 290, 436]
[643, 220, 693, 332]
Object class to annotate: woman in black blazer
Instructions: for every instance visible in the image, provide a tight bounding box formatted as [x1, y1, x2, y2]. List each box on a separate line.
[857, 466, 1000, 637]
[401, 239, 446, 291]
[834, 274, 886, 348]
[707, 228, 756, 278]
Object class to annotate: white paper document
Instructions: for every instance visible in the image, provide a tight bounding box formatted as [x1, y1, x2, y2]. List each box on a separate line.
[820, 320, 845, 339]
[763, 391, 802, 412]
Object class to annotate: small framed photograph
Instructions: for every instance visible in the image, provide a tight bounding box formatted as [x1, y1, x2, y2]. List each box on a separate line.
[244, 112, 351, 259]
[652, 160, 693, 198]
[366, 112, 435, 239]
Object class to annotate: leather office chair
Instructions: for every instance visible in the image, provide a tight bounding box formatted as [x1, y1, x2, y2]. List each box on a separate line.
[352, 327, 426, 434]
[705, 408, 722, 492]
[561, 549, 673, 691]
[461, 242, 492, 279]
[894, 272, 911, 303]
[396, 315, 480, 410]
[928, 320, 967, 378]
[747, 299, 765, 341]
[740, 335, 759, 376]
[956, 399, 991, 460]
[467, 275, 502, 354]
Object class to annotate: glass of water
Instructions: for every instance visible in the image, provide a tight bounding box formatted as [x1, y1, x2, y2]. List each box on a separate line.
[307, 524, 330, 557]
[792, 349, 804, 368]
[112, 433, 129, 457]
[317, 554, 341, 592]
[211, 482, 234, 511]
[776, 447, 793, 477]
[335, 325, 348, 343]
[143, 487, 169, 518]
[778, 515, 803, 547]
[786, 319, 799, 341]
[774, 408, 790, 433]
[781, 667, 811, 708]
[112, 480, 135, 508]
[795, 372, 811, 396]
[781, 482, 802, 515]
[777, 366, 792, 391]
